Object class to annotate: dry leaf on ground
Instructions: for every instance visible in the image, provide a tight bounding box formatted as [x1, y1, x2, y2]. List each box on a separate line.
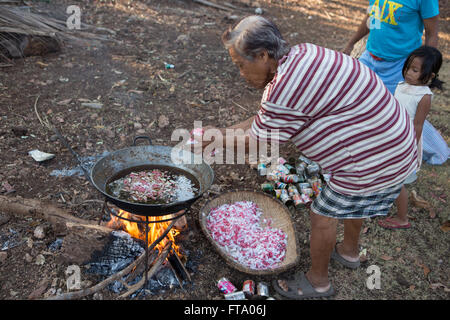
[158, 115, 170, 128]
[439, 221, 450, 232]
[430, 283, 450, 292]
[414, 259, 431, 277]
[410, 190, 435, 218]
[380, 254, 393, 261]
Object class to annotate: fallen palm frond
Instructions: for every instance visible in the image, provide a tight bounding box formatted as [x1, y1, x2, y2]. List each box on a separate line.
[0, 5, 112, 61]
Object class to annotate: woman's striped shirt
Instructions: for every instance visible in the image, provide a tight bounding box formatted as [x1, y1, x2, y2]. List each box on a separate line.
[250, 43, 418, 195]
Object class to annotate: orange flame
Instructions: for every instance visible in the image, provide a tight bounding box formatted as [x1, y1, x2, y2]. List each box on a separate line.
[107, 209, 182, 257]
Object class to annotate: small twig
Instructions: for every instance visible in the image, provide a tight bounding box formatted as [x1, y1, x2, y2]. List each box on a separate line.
[157, 72, 169, 83]
[125, 250, 158, 284]
[231, 100, 249, 112]
[68, 199, 105, 207]
[222, 2, 238, 9]
[94, 26, 116, 36]
[147, 120, 156, 130]
[177, 69, 192, 79]
[33, 95, 51, 130]
[193, 0, 233, 11]
[118, 280, 131, 290]
[44, 248, 148, 300]
[119, 242, 172, 299]
[34, 95, 44, 126]
[10, 112, 27, 120]
[44, 218, 179, 300]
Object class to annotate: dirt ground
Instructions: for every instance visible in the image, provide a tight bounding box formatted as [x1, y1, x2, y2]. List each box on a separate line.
[0, 0, 449, 301]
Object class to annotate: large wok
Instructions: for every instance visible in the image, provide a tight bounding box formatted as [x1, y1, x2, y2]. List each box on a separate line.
[90, 136, 214, 216]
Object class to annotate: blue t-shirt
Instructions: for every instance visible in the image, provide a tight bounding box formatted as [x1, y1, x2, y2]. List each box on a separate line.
[366, 0, 439, 61]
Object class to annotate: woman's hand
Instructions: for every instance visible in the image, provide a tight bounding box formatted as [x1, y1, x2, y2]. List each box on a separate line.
[191, 126, 226, 154]
[189, 116, 255, 155]
[342, 43, 354, 56]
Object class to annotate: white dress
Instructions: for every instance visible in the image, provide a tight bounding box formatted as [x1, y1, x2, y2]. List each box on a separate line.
[394, 82, 433, 184]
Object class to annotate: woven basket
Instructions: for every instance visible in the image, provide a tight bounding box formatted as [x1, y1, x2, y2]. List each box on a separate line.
[199, 190, 300, 275]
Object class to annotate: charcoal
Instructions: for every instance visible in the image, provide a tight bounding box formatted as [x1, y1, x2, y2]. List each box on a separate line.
[86, 230, 144, 276]
[84, 229, 190, 296]
[130, 264, 181, 297]
[0, 228, 22, 251]
[153, 264, 179, 289]
[48, 238, 63, 252]
[184, 248, 201, 273]
[109, 280, 124, 294]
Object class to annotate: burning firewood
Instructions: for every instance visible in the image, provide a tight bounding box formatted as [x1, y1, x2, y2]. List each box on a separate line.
[1, 195, 186, 299]
[119, 241, 172, 299]
[44, 241, 172, 300]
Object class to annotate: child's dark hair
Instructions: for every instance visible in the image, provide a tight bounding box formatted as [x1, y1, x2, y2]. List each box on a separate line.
[402, 45, 444, 90]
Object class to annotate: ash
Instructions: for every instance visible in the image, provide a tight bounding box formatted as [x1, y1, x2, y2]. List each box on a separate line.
[85, 230, 184, 297]
[86, 230, 144, 276]
[142, 265, 181, 293]
[50, 151, 110, 177]
[0, 228, 22, 251]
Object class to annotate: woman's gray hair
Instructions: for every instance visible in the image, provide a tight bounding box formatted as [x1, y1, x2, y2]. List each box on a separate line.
[222, 15, 290, 61]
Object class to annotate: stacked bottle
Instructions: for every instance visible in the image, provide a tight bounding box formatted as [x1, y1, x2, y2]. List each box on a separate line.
[258, 155, 330, 207]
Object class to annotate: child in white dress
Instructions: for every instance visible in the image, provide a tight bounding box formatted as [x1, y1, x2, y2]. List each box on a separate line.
[379, 46, 444, 229]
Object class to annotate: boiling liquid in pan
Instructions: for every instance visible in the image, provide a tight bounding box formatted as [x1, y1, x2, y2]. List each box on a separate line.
[105, 165, 200, 205]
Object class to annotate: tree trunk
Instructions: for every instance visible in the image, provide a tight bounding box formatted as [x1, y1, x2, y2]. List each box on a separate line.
[0, 195, 112, 264]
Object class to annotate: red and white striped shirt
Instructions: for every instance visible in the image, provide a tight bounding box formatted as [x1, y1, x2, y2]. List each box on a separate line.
[251, 43, 418, 195]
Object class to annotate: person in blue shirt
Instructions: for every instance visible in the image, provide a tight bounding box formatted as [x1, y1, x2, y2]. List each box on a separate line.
[344, 0, 439, 92]
[343, 0, 448, 165]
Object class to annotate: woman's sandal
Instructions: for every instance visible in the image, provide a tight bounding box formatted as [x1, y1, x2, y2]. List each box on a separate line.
[378, 217, 411, 229]
[331, 245, 361, 269]
[272, 272, 335, 299]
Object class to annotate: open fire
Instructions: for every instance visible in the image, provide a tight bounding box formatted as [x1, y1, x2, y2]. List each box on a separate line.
[98, 206, 192, 295]
[106, 209, 183, 259]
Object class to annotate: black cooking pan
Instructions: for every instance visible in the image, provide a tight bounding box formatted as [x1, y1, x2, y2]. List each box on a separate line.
[89, 136, 214, 216]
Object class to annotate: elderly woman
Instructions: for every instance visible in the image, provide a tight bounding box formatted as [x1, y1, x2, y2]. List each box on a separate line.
[200, 15, 418, 299]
